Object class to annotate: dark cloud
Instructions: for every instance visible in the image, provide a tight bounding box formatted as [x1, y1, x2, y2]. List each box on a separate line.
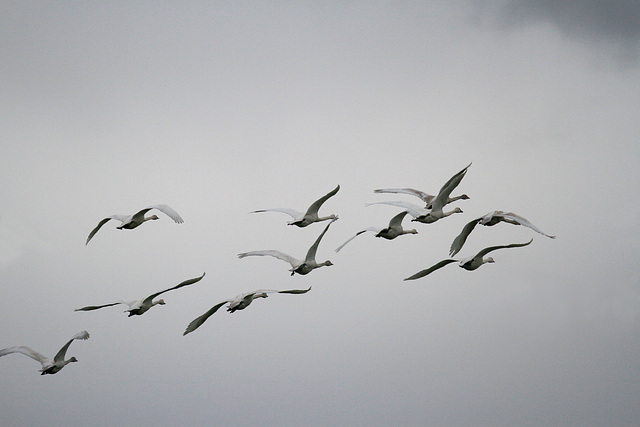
[477, 0, 640, 62]
[507, 1, 639, 39]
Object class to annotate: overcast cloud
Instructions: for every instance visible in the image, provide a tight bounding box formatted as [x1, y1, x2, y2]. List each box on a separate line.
[477, 0, 640, 65]
[1, 2, 639, 426]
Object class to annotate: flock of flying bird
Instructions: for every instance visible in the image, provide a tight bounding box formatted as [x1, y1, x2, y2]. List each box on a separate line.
[0, 162, 555, 375]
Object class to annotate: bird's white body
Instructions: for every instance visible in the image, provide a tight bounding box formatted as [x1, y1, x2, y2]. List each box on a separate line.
[373, 187, 469, 208]
[412, 163, 470, 223]
[335, 211, 417, 252]
[250, 185, 340, 227]
[0, 331, 90, 375]
[449, 211, 555, 256]
[366, 200, 429, 219]
[75, 273, 205, 316]
[404, 239, 533, 280]
[370, 164, 470, 224]
[86, 204, 183, 245]
[183, 287, 312, 335]
[238, 219, 336, 275]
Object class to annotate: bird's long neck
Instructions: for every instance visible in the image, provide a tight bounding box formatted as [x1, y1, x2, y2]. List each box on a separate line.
[481, 257, 495, 266]
[441, 209, 459, 218]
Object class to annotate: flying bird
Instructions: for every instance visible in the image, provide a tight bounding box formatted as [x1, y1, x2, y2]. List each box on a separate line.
[75, 273, 206, 316]
[404, 239, 533, 280]
[238, 219, 336, 275]
[249, 185, 340, 227]
[335, 211, 418, 252]
[371, 163, 471, 224]
[86, 204, 184, 245]
[373, 187, 469, 208]
[449, 211, 555, 256]
[0, 331, 90, 375]
[183, 287, 312, 335]
[366, 200, 429, 220]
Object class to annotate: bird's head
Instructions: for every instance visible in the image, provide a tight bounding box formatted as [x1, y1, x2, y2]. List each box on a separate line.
[156, 299, 166, 305]
[408, 229, 418, 234]
[68, 357, 78, 363]
[484, 257, 495, 264]
[149, 215, 160, 220]
[453, 207, 463, 214]
[460, 194, 470, 200]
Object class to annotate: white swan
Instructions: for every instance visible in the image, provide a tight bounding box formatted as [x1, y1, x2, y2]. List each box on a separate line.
[238, 219, 336, 275]
[0, 331, 90, 375]
[183, 287, 312, 335]
[449, 211, 556, 256]
[335, 211, 417, 252]
[371, 163, 471, 224]
[75, 273, 205, 316]
[373, 188, 469, 208]
[249, 185, 340, 227]
[404, 238, 532, 280]
[366, 200, 429, 219]
[86, 204, 184, 245]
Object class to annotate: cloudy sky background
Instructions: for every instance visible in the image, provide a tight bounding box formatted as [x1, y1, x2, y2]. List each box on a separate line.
[1, 1, 639, 426]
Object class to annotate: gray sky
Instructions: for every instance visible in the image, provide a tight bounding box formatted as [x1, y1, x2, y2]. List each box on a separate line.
[1, 1, 639, 426]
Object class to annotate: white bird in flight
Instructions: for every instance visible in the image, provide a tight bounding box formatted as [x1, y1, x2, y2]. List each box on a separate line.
[86, 204, 184, 245]
[0, 331, 90, 375]
[249, 185, 340, 227]
[370, 163, 471, 224]
[373, 187, 469, 208]
[74, 273, 205, 316]
[404, 238, 533, 280]
[238, 219, 336, 275]
[183, 287, 312, 335]
[335, 211, 418, 253]
[366, 200, 430, 220]
[449, 211, 555, 256]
